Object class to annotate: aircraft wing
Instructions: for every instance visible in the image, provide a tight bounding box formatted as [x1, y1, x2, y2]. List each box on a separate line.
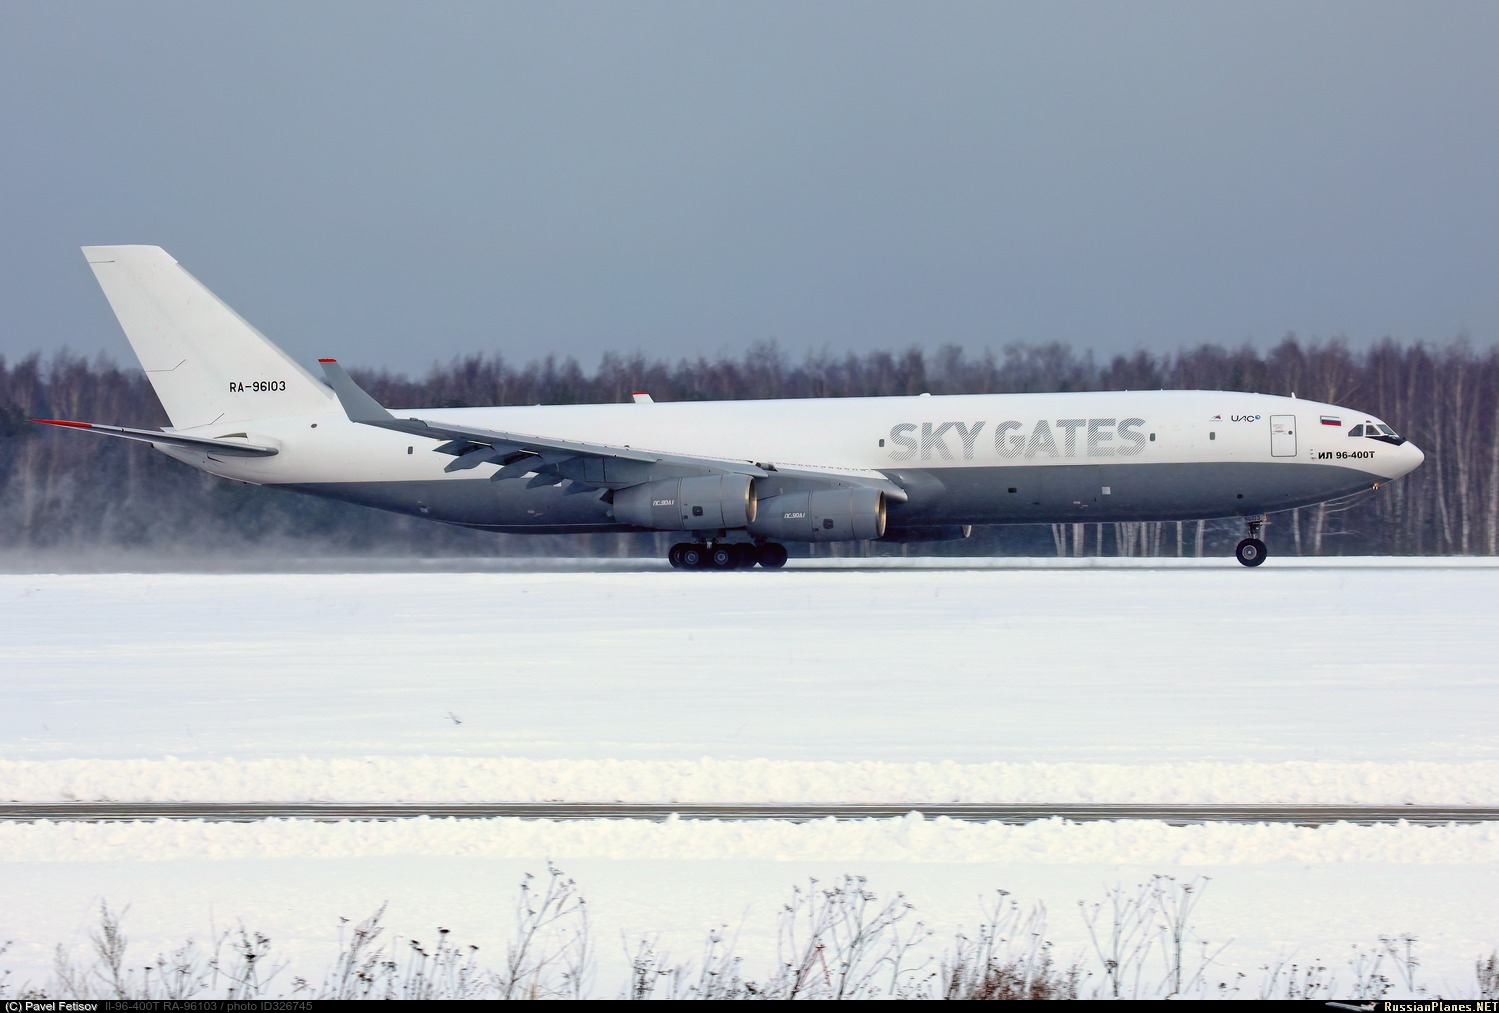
[31, 418, 278, 457]
[317, 359, 907, 502]
[317, 359, 768, 483]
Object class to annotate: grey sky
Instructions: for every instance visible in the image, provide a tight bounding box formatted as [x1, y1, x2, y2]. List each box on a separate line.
[3, 1, 1496, 377]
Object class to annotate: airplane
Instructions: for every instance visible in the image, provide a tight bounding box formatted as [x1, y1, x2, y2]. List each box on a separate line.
[34, 246, 1425, 568]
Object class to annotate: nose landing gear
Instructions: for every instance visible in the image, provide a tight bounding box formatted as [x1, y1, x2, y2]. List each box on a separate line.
[1235, 517, 1268, 567]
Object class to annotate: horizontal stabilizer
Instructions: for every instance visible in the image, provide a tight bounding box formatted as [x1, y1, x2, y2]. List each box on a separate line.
[31, 419, 277, 457]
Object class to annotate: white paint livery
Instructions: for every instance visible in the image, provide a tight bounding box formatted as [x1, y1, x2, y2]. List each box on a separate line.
[40, 246, 1425, 567]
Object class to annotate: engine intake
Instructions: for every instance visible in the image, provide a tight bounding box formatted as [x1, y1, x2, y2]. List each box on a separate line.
[613, 474, 757, 531]
[749, 487, 886, 542]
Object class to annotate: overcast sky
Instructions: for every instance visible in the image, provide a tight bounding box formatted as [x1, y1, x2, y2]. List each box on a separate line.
[3, 1, 1496, 376]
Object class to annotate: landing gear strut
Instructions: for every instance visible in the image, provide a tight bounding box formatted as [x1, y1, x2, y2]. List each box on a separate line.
[668, 540, 787, 569]
[1235, 517, 1267, 567]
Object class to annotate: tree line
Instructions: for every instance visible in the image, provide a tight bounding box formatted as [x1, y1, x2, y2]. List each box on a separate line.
[0, 337, 1493, 558]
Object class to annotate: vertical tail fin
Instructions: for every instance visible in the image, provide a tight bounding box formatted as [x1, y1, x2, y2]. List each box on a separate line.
[82, 246, 336, 429]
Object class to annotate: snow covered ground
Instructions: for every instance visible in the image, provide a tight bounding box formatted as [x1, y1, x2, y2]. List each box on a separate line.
[2, 558, 1497, 997]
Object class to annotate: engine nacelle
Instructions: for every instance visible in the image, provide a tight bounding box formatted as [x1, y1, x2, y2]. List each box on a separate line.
[613, 474, 757, 531]
[749, 487, 887, 542]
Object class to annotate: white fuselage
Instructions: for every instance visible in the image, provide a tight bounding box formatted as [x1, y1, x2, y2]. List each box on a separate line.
[162, 388, 1423, 533]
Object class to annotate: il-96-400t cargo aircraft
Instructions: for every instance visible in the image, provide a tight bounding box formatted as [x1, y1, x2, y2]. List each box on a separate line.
[37, 246, 1425, 568]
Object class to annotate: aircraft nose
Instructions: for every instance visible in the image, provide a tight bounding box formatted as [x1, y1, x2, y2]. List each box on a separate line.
[1399, 440, 1425, 477]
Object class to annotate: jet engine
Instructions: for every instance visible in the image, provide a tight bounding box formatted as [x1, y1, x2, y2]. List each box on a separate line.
[749, 487, 887, 542]
[612, 474, 757, 531]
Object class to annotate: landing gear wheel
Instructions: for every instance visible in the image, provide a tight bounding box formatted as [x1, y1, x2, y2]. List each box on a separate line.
[1235, 537, 1267, 567]
[755, 543, 789, 569]
[680, 544, 708, 569]
[668, 543, 689, 568]
[710, 545, 739, 569]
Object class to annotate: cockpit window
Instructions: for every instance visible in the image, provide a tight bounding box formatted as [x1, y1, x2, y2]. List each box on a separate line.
[1351, 421, 1408, 446]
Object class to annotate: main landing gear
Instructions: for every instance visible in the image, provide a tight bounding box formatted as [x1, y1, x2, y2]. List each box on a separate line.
[1235, 517, 1268, 567]
[668, 541, 788, 569]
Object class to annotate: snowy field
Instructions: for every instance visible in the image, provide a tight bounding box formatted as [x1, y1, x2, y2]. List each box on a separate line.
[2, 558, 1497, 997]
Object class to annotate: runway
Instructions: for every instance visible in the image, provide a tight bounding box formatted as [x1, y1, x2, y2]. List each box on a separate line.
[5, 802, 1497, 826]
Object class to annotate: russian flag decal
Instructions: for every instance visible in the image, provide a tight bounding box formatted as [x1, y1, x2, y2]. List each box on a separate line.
[1321, 415, 1341, 426]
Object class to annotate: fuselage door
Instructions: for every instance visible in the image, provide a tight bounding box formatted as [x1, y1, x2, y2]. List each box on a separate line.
[1270, 415, 1297, 457]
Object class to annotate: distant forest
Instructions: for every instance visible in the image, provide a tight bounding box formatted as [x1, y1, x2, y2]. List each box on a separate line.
[1, 337, 1494, 559]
